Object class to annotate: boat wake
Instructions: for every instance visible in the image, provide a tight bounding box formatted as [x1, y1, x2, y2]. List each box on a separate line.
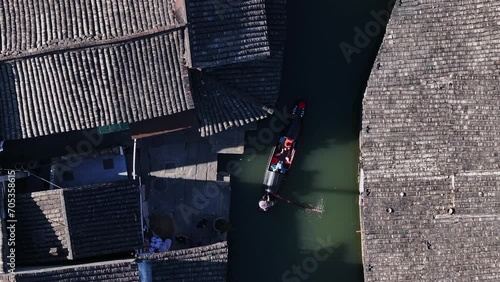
[315, 197, 325, 213]
[301, 196, 325, 220]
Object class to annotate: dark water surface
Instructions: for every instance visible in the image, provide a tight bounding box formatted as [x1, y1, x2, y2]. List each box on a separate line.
[227, 1, 393, 281]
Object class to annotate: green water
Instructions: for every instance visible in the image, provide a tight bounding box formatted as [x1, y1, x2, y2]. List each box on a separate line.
[227, 1, 393, 281]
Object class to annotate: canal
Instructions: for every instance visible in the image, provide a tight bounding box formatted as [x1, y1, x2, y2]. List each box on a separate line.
[226, 0, 394, 281]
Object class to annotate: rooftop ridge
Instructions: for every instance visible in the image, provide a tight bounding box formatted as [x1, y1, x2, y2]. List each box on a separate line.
[0, 25, 186, 63]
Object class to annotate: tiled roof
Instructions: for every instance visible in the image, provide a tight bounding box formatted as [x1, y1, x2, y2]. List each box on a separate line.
[359, 0, 500, 281]
[0, 0, 288, 140]
[206, 0, 287, 106]
[64, 181, 143, 259]
[2, 242, 228, 281]
[190, 0, 288, 136]
[0, 0, 272, 69]
[191, 71, 269, 137]
[142, 241, 228, 282]
[0, 0, 191, 141]
[0, 0, 181, 60]
[12, 259, 139, 282]
[2, 181, 142, 267]
[0, 30, 193, 140]
[186, 0, 270, 68]
[17, 189, 71, 264]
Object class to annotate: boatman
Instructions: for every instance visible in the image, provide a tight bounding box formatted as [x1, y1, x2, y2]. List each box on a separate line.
[258, 193, 276, 211]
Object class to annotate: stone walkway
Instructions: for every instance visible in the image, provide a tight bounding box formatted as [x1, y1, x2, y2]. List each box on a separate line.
[138, 129, 231, 251]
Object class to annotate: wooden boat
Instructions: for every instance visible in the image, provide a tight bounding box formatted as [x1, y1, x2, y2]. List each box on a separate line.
[259, 100, 306, 211]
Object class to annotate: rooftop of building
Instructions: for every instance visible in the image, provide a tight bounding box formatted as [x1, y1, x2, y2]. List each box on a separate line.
[359, 0, 500, 281]
[0, 0, 287, 141]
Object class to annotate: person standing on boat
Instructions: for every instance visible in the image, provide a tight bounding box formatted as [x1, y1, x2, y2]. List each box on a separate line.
[259, 193, 276, 211]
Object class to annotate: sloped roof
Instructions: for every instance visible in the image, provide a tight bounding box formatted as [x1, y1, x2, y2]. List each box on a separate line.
[191, 71, 270, 137]
[190, 0, 288, 137]
[0, 0, 287, 140]
[0, 242, 228, 281]
[0, 30, 193, 140]
[17, 189, 71, 264]
[142, 241, 228, 281]
[185, 0, 270, 68]
[64, 181, 143, 259]
[0, 0, 270, 69]
[0, 0, 182, 61]
[359, 0, 500, 281]
[206, 0, 287, 106]
[9, 259, 139, 282]
[3, 181, 142, 267]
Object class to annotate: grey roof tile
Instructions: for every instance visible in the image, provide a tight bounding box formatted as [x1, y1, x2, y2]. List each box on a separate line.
[64, 181, 143, 259]
[16, 189, 71, 264]
[1, 181, 142, 267]
[0, 30, 193, 140]
[186, 0, 270, 68]
[191, 71, 269, 137]
[0, 0, 287, 141]
[142, 241, 228, 282]
[13, 259, 139, 282]
[360, 0, 500, 281]
[206, 0, 287, 106]
[0, 0, 181, 60]
[3, 242, 227, 281]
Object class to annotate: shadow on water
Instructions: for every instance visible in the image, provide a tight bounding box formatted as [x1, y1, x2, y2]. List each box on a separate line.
[285, 244, 364, 282]
[280, 0, 396, 143]
[228, 0, 395, 281]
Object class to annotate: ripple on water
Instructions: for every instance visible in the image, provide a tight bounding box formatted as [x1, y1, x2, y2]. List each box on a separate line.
[300, 195, 325, 222]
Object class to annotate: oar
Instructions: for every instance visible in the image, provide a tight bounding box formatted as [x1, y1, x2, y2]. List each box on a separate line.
[270, 193, 323, 214]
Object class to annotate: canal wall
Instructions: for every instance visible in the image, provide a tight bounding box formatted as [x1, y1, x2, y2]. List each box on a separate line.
[358, 0, 500, 281]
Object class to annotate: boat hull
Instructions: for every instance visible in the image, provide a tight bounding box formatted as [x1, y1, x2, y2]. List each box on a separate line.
[259, 99, 306, 211]
[263, 170, 285, 194]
